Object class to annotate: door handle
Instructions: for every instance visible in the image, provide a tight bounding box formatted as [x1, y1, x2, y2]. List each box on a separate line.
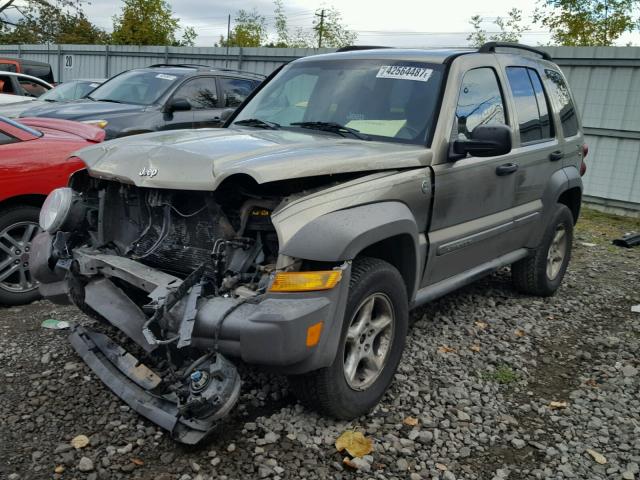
[495, 163, 518, 176]
[549, 150, 564, 161]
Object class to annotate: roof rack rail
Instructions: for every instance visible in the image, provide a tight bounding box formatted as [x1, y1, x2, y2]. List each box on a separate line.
[478, 42, 551, 61]
[147, 63, 209, 69]
[336, 45, 392, 53]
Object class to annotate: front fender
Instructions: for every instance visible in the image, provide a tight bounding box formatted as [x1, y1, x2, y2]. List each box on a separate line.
[280, 201, 420, 262]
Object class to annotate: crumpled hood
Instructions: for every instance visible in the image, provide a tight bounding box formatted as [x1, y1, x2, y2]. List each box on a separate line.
[74, 127, 432, 190]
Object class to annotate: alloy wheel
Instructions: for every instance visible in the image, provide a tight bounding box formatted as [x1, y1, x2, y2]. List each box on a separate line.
[546, 224, 567, 280]
[0, 221, 40, 293]
[343, 293, 395, 391]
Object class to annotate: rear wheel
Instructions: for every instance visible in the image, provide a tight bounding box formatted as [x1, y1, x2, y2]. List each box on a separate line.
[0, 206, 42, 306]
[512, 203, 574, 297]
[290, 257, 408, 419]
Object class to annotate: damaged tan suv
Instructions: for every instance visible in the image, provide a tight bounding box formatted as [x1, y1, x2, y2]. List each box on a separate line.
[32, 42, 586, 444]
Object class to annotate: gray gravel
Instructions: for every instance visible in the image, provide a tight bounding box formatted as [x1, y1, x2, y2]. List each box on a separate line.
[1, 211, 639, 479]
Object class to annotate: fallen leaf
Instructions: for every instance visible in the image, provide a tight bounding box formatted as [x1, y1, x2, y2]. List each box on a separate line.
[586, 448, 607, 464]
[470, 344, 481, 352]
[132, 458, 144, 466]
[70, 434, 90, 449]
[403, 416, 419, 426]
[438, 345, 456, 354]
[585, 379, 598, 387]
[514, 329, 525, 337]
[475, 321, 488, 330]
[436, 463, 448, 471]
[549, 401, 568, 409]
[335, 430, 373, 458]
[54, 465, 65, 474]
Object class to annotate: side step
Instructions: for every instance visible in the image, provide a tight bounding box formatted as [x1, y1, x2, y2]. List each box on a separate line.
[412, 248, 529, 308]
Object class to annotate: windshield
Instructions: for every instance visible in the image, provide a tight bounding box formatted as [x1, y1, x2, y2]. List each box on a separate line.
[88, 70, 182, 105]
[233, 59, 444, 144]
[40, 80, 102, 102]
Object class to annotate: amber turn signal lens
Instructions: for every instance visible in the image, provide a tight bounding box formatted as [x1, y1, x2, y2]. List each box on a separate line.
[269, 270, 342, 292]
[306, 321, 323, 347]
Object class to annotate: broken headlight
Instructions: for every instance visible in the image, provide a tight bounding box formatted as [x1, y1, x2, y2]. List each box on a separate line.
[39, 187, 85, 233]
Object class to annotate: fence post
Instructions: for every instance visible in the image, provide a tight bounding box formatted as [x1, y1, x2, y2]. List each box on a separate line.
[238, 47, 243, 70]
[105, 45, 110, 78]
[164, 45, 169, 63]
[17, 44, 21, 58]
[57, 44, 62, 82]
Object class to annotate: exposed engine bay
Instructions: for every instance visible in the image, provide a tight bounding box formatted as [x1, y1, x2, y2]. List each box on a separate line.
[40, 171, 354, 444]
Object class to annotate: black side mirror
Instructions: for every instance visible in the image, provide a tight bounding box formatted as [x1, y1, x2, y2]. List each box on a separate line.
[165, 97, 191, 113]
[451, 124, 512, 160]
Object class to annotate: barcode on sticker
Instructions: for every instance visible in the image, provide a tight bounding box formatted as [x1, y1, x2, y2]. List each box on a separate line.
[376, 66, 433, 82]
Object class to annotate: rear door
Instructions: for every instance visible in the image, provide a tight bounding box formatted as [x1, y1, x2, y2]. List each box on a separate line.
[497, 60, 562, 248]
[425, 56, 520, 286]
[542, 68, 583, 171]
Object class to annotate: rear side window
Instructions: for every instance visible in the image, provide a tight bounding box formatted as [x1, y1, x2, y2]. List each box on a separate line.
[454, 67, 506, 141]
[0, 63, 17, 73]
[220, 78, 255, 107]
[506, 67, 553, 143]
[23, 65, 53, 82]
[19, 79, 48, 97]
[544, 69, 579, 138]
[174, 77, 218, 109]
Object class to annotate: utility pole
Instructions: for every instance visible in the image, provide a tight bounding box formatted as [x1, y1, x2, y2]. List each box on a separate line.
[225, 14, 231, 68]
[316, 9, 325, 48]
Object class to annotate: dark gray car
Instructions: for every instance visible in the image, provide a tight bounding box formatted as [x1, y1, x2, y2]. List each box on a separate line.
[21, 65, 264, 139]
[31, 43, 586, 444]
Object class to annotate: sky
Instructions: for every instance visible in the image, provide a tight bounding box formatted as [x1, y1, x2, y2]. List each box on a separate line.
[8, 0, 640, 47]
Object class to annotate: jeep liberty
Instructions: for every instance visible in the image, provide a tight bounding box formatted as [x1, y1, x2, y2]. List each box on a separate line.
[31, 42, 586, 444]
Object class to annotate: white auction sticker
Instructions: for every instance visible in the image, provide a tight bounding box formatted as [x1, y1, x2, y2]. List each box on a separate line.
[376, 65, 433, 82]
[156, 74, 177, 81]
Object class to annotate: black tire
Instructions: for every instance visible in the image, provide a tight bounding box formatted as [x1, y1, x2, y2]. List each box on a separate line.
[512, 204, 574, 297]
[289, 257, 409, 419]
[0, 205, 42, 306]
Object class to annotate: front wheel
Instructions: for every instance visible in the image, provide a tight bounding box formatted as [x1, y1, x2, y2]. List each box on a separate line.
[512, 203, 574, 297]
[290, 257, 408, 419]
[0, 205, 42, 306]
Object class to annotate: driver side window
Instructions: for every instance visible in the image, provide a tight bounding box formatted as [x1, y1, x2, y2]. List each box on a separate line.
[453, 68, 506, 141]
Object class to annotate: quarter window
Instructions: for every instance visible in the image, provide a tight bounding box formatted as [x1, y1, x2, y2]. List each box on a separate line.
[506, 67, 553, 143]
[545, 69, 579, 138]
[220, 78, 255, 107]
[454, 68, 506, 141]
[174, 77, 218, 109]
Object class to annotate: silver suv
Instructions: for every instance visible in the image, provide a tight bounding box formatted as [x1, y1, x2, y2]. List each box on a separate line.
[32, 42, 586, 444]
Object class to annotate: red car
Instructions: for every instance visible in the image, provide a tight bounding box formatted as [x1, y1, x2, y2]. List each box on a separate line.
[0, 116, 105, 305]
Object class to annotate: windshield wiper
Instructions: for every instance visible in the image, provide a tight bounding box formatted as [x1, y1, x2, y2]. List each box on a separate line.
[97, 98, 124, 104]
[234, 118, 280, 130]
[290, 121, 369, 140]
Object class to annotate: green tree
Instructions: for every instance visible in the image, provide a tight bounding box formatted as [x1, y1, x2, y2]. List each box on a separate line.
[272, 0, 289, 47]
[176, 26, 197, 47]
[534, 0, 640, 46]
[217, 8, 267, 47]
[312, 7, 356, 48]
[0, 1, 109, 44]
[112, 0, 196, 46]
[467, 8, 528, 47]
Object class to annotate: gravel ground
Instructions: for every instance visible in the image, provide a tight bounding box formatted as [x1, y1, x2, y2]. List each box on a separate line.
[1, 207, 639, 480]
